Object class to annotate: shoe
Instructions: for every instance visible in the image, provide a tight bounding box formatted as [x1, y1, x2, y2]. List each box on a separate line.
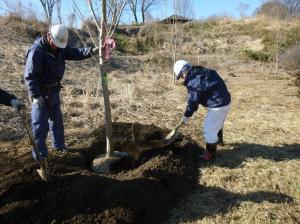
[198, 143, 217, 162]
[198, 151, 215, 162]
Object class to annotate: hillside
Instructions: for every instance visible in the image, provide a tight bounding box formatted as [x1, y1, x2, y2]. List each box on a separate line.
[0, 15, 299, 224]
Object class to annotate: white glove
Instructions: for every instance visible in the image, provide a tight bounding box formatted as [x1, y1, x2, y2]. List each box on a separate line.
[92, 47, 99, 55]
[182, 116, 191, 124]
[10, 99, 25, 110]
[32, 96, 44, 108]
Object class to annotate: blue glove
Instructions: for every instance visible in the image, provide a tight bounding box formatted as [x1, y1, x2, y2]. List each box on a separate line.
[10, 99, 25, 110]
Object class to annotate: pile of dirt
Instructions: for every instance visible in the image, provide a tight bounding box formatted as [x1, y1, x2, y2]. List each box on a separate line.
[0, 123, 203, 224]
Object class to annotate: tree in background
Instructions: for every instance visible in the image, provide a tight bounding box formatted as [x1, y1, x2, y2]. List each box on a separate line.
[127, 0, 160, 24]
[257, 1, 288, 19]
[2, 0, 37, 19]
[281, 0, 300, 17]
[141, 0, 158, 24]
[237, 2, 250, 18]
[39, 0, 56, 25]
[174, 0, 194, 18]
[56, 0, 62, 24]
[128, 0, 139, 24]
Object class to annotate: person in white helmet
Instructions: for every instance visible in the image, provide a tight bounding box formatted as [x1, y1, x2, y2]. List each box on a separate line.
[174, 60, 231, 161]
[24, 24, 98, 161]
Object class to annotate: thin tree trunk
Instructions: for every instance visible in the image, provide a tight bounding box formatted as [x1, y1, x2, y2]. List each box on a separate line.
[141, 8, 145, 24]
[134, 13, 139, 24]
[100, 0, 113, 157]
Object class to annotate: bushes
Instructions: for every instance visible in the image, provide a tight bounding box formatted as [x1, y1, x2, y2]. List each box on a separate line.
[280, 43, 300, 70]
[0, 14, 47, 42]
[243, 49, 271, 62]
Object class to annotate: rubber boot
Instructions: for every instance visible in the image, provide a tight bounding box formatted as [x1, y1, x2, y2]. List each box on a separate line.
[217, 129, 224, 146]
[199, 143, 217, 162]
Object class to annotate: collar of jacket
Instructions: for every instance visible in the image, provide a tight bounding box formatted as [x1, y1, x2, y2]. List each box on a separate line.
[40, 35, 59, 58]
[184, 66, 206, 86]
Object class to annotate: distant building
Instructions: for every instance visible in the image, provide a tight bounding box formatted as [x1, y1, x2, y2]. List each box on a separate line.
[160, 15, 192, 24]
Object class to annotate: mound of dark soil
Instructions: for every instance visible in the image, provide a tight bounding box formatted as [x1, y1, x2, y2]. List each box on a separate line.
[0, 123, 202, 224]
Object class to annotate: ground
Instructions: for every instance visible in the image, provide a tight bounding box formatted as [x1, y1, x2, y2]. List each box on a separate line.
[0, 18, 299, 223]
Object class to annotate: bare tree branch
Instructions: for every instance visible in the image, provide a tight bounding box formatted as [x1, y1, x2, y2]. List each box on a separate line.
[73, 0, 98, 48]
[128, 0, 139, 24]
[56, 0, 62, 24]
[87, 0, 102, 31]
[141, 0, 159, 24]
[39, 0, 56, 25]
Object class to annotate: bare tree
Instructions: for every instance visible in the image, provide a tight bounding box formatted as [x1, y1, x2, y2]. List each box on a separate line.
[39, 0, 56, 25]
[175, 0, 194, 18]
[141, 0, 158, 24]
[67, 10, 76, 28]
[128, 0, 139, 24]
[84, 0, 127, 158]
[56, 0, 62, 24]
[3, 0, 37, 19]
[281, 0, 300, 16]
[237, 2, 250, 18]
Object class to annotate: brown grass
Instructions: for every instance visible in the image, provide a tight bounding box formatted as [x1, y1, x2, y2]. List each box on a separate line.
[0, 15, 299, 223]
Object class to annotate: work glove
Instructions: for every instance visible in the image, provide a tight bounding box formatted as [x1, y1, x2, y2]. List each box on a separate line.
[32, 96, 44, 109]
[181, 116, 191, 124]
[10, 99, 25, 110]
[91, 47, 99, 55]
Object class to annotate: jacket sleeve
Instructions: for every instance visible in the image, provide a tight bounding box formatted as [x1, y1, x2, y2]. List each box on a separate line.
[184, 90, 201, 117]
[0, 89, 16, 106]
[64, 47, 93, 61]
[24, 49, 44, 98]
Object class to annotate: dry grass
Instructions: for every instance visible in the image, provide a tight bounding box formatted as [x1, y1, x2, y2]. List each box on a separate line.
[0, 15, 299, 224]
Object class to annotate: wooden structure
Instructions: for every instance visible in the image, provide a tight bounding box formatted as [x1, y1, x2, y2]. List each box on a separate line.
[160, 14, 192, 24]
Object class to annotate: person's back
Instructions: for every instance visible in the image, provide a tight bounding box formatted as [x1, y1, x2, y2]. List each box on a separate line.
[185, 66, 231, 109]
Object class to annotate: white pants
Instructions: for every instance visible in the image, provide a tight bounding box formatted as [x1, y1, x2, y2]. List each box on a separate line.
[203, 104, 231, 144]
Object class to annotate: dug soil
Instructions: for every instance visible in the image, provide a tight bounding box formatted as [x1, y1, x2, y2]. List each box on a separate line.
[0, 122, 203, 224]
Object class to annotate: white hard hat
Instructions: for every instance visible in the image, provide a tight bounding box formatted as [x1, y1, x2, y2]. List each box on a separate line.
[49, 24, 68, 48]
[173, 60, 191, 80]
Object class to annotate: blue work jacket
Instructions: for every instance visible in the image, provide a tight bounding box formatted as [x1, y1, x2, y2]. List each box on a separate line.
[24, 36, 93, 98]
[184, 66, 231, 117]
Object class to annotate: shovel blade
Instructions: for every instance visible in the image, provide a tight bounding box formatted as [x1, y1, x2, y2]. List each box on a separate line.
[165, 130, 176, 141]
[36, 169, 51, 182]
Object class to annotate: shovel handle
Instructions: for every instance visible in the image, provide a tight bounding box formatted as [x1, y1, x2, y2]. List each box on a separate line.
[174, 120, 184, 131]
[18, 108, 43, 165]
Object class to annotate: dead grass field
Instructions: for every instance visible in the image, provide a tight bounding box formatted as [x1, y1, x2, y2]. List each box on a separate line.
[0, 16, 299, 223]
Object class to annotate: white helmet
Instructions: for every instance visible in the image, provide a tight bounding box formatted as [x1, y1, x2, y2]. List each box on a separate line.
[49, 24, 68, 48]
[173, 60, 191, 80]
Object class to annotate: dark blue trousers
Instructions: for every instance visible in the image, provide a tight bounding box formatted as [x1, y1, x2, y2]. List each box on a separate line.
[31, 93, 65, 159]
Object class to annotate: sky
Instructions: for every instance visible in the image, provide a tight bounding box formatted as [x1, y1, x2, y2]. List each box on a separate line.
[0, 0, 264, 25]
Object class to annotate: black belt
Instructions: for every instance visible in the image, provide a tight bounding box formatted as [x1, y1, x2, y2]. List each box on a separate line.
[45, 82, 60, 88]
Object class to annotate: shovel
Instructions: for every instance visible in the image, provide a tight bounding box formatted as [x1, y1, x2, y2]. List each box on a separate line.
[165, 120, 184, 142]
[18, 108, 51, 181]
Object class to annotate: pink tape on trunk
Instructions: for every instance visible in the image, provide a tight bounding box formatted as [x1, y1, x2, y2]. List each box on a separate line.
[105, 38, 116, 60]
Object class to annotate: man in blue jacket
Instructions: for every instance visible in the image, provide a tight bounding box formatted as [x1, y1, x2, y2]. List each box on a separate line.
[24, 24, 97, 161]
[0, 89, 24, 109]
[174, 60, 231, 161]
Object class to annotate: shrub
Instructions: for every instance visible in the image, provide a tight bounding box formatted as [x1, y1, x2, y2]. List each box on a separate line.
[243, 49, 271, 62]
[280, 43, 300, 70]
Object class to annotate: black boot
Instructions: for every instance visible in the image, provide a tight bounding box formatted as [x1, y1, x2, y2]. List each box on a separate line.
[199, 143, 217, 161]
[217, 129, 224, 146]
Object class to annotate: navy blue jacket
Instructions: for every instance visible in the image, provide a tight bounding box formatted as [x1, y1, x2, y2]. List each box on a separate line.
[0, 89, 16, 106]
[184, 66, 231, 117]
[24, 36, 93, 98]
